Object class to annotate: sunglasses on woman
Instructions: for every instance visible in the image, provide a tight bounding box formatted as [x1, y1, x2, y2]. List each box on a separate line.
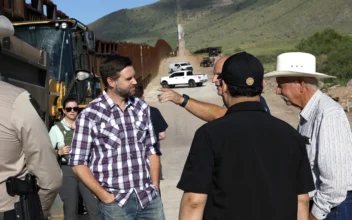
[65, 107, 79, 112]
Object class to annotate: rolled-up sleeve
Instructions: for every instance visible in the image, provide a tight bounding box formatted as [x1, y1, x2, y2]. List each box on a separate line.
[69, 111, 94, 166]
[311, 112, 352, 219]
[12, 91, 62, 217]
[145, 106, 157, 157]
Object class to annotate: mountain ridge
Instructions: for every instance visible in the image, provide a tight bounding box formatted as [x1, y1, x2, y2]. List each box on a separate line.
[89, 0, 352, 55]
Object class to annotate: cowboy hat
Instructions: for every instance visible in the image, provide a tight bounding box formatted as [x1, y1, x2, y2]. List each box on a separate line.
[0, 15, 14, 38]
[264, 52, 336, 79]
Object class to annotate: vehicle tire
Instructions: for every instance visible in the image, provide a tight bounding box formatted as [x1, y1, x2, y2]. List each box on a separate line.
[196, 83, 203, 87]
[169, 85, 175, 88]
[161, 81, 169, 88]
[188, 80, 196, 88]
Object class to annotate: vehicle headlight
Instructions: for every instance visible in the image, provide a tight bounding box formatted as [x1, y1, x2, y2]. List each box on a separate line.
[61, 22, 68, 29]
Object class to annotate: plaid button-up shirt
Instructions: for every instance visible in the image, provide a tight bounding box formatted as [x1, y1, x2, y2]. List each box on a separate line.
[69, 92, 158, 208]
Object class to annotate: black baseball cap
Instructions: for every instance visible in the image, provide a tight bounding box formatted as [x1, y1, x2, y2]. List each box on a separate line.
[218, 52, 264, 87]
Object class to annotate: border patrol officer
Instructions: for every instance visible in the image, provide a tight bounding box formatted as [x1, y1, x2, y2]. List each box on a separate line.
[177, 52, 315, 220]
[0, 81, 62, 220]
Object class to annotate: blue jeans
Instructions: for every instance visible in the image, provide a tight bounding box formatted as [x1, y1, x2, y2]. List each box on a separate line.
[99, 191, 165, 220]
[325, 191, 352, 220]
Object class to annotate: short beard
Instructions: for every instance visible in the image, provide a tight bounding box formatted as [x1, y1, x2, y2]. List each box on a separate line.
[114, 83, 135, 98]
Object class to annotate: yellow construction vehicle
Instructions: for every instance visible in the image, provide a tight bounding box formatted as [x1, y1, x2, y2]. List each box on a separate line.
[12, 19, 102, 123]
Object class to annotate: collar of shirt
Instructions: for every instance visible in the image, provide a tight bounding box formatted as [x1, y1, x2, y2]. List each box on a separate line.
[61, 117, 74, 130]
[300, 90, 322, 123]
[102, 90, 135, 111]
[225, 101, 266, 116]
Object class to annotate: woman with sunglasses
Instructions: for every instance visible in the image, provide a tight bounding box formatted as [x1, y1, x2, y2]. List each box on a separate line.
[49, 97, 100, 220]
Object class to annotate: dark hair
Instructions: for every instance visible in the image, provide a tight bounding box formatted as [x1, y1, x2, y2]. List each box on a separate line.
[227, 84, 263, 97]
[63, 97, 78, 108]
[99, 55, 132, 88]
[134, 82, 144, 98]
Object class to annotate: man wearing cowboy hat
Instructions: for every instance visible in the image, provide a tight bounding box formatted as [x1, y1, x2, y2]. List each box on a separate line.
[265, 52, 352, 220]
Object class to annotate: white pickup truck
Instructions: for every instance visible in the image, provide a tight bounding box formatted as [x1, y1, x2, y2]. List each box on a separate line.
[169, 62, 193, 73]
[160, 70, 208, 88]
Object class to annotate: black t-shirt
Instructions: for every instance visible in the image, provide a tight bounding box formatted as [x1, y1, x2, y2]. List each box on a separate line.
[177, 102, 314, 220]
[150, 106, 168, 154]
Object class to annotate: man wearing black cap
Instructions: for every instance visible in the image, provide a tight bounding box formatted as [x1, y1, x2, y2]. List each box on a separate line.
[177, 52, 315, 220]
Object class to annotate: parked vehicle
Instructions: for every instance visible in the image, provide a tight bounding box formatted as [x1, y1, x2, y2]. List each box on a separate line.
[208, 47, 221, 57]
[194, 46, 222, 57]
[169, 62, 193, 73]
[160, 70, 207, 88]
[200, 57, 214, 67]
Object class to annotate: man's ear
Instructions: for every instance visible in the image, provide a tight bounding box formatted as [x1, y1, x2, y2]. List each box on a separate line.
[107, 77, 116, 88]
[222, 80, 229, 94]
[299, 80, 305, 92]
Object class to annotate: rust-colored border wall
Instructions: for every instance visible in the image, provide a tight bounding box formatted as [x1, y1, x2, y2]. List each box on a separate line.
[93, 40, 172, 88]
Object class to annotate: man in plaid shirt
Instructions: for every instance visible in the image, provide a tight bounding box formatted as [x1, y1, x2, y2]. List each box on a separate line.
[68, 55, 165, 219]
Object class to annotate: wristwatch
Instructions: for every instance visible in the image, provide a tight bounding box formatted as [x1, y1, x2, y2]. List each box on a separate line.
[180, 94, 189, 107]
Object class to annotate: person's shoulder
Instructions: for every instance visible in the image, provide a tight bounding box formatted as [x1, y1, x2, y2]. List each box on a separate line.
[0, 81, 26, 96]
[149, 105, 161, 114]
[0, 81, 28, 106]
[49, 123, 60, 134]
[318, 93, 345, 115]
[132, 96, 150, 110]
[149, 105, 158, 111]
[273, 116, 295, 129]
[81, 95, 108, 114]
[74, 96, 111, 125]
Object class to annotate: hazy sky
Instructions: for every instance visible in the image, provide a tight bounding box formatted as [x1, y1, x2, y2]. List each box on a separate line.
[25, 0, 159, 24]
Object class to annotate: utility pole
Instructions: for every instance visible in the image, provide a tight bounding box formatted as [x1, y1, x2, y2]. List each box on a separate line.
[176, 0, 185, 56]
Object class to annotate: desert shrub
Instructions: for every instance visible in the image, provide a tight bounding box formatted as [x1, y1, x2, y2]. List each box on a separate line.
[295, 28, 352, 84]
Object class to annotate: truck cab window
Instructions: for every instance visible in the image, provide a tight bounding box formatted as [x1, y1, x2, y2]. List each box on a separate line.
[14, 24, 74, 84]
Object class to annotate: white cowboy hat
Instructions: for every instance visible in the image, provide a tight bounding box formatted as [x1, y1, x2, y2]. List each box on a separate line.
[264, 52, 336, 79]
[0, 15, 14, 38]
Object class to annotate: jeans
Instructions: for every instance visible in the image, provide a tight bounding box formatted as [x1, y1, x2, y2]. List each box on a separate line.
[99, 191, 165, 220]
[325, 191, 352, 220]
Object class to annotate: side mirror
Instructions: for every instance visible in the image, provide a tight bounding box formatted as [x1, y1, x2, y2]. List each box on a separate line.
[84, 30, 95, 52]
[75, 70, 92, 81]
[0, 15, 14, 38]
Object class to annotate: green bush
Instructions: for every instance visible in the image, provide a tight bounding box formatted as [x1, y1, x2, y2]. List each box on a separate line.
[295, 28, 352, 84]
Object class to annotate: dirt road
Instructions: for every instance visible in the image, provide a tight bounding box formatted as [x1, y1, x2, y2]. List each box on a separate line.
[144, 55, 352, 220]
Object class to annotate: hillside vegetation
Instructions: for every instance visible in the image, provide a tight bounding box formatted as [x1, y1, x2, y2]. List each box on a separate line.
[89, 0, 352, 55]
[296, 29, 352, 84]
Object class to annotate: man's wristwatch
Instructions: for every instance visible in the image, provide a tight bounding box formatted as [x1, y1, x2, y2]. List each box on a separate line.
[179, 94, 189, 107]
